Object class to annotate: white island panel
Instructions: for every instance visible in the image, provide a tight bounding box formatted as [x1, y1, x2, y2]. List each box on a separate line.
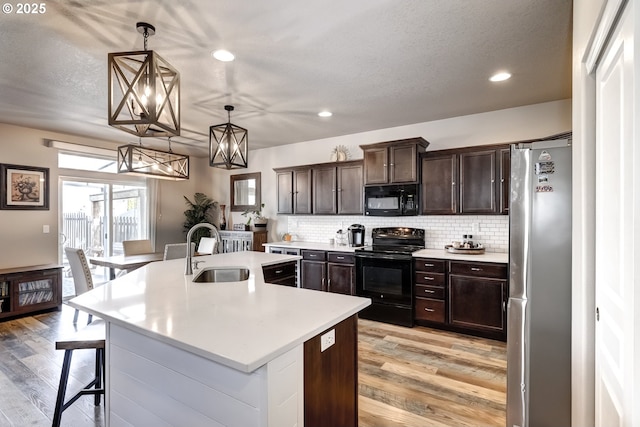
[109, 322, 302, 427]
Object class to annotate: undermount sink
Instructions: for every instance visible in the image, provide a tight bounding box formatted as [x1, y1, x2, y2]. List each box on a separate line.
[192, 267, 250, 283]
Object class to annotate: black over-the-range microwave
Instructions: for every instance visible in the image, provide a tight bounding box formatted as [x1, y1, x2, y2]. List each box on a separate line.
[364, 184, 419, 216]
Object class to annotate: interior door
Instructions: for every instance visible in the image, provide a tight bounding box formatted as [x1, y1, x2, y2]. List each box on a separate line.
[594, 2, 637, 425]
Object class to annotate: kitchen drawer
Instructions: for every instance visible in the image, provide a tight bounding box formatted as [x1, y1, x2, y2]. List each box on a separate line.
[302, 250, 326, 261]
[415, 284, 445, 300]
[262, 261, 297, 283]
[414, 272, 445, 286]
[327, 252, 354, 264]
[414, 258, 446, 273]
[449, 261, 507, 279]
[415, 298, 445, 323]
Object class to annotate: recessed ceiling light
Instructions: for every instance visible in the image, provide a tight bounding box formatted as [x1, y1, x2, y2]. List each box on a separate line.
[212, 49, 235, 62]
[490, 72, 511, 82]
[318, 111, 332, 118]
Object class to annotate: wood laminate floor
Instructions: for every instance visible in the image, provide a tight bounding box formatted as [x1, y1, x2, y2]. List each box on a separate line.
[0, 306, 506, 426]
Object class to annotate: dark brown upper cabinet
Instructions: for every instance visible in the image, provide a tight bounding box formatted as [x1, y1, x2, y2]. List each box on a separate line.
[421, 153, 458, 214]
[421, 144, 509, 215]
[276, 160, 363, 216]
[275, 167, 312, 214]
[313, 161, 363, 215]
[499, 147, 510, 214]
[361, 137, 429, 185]
[459, 149, 497, 214]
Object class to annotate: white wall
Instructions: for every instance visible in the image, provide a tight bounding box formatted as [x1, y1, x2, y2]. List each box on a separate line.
[225, 99, 571, 243]
[0, 123, 215, 269]
[0, 99, 571, 269]
[572, 1, 606, 425]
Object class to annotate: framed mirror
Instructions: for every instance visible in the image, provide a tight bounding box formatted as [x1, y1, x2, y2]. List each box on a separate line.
[230, 172, 261, 212]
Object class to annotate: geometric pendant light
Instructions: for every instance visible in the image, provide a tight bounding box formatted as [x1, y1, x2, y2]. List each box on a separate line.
[209, 105, 248, 169]
[117, 139, 189, 180]
[108, 22, 180, 138]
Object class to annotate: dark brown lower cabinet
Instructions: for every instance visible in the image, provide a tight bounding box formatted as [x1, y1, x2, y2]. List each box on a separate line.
[414, 258, 508, 341]
[449, 275, 507, 336]
[301, 251, 355, 295]
[304, 315, 358, 427]
[0, 264, 62, 320]
[327, 253, 355, 295]
[262, 261, 297, 287]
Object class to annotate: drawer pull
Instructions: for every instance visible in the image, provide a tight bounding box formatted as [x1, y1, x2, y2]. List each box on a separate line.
[275, 270, 283, 274]
[424, 308, 435, 312]
[424, 263, 434, 267]
[471, 267, 482, 272]
[423, 276, 435, 281]
[424, 289, 435, 294]
[336, 256, 345, 260]
[309, 254, 317, 257]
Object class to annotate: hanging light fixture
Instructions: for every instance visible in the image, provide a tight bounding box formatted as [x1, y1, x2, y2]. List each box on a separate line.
[108, 22, 180, 138]
[209, 105, 248, 169]
[117, 138, 189, 180]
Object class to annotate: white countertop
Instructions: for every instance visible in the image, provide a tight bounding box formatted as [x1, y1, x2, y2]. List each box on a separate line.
[413, 248, 508, 263]
[264, 241, 508, 263]
[69, 251, 370, 373]
[264, 241, 361, 252]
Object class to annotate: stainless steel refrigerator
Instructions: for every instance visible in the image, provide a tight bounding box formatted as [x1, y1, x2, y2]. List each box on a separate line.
[507, 139, 572, 427]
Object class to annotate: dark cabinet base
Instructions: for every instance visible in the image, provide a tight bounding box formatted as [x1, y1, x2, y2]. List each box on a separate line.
[358, 302, 413, 327]
[304, 315, 358, 427]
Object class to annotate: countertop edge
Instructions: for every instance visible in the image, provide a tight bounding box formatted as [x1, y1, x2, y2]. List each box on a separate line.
[69, 297, 370, 373]
[412, 249, 508, 263]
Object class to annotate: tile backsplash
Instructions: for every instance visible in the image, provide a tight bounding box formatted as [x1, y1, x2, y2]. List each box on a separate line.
[286, 215, 509, 253]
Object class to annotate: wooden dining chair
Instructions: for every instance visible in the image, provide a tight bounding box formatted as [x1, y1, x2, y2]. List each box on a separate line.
[122, 239, 153, 256]
[64, 247, 98, 325]
[163, 242, 196, 260]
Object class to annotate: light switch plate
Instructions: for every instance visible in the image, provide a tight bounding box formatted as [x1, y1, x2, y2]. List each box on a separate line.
[43, 225, 50, 233]
[320, 329, 335, 352]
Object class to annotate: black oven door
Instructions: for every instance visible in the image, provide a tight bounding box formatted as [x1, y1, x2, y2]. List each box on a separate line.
[355, 253, 413, 306]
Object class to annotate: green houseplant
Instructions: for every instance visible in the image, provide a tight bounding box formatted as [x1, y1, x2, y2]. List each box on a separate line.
[183, 192, 219, 245]
[242, 203, 266, 229]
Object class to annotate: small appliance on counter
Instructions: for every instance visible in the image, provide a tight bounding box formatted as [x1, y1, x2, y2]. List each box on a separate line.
[335, 229, 348, 246]
[347, 224, 365, 247]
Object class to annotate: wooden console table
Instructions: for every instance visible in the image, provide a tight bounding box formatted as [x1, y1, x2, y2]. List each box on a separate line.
[0, 264, 63, 320]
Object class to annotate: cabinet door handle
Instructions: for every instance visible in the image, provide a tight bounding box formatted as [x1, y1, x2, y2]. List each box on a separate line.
[424, 308, 435, 312]
[471, 267, 482, 271]
[424, 289, 435, 294]
[452, 182, 456, 186]
[423, 276, 434, 281]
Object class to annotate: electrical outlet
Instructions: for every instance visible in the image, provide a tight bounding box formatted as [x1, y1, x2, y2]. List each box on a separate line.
[43, 225, 50, 233]
[472, 223, 480, 234]
[320, 329, 335, 352]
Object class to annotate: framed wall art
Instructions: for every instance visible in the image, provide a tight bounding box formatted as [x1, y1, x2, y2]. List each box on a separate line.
[0, 164, 50, 210]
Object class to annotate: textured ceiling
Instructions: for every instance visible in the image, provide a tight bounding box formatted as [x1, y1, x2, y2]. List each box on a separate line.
[0, 0, 572, 156]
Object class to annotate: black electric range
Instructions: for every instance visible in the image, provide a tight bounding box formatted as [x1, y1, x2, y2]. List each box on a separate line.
[354, 227, 425, 327]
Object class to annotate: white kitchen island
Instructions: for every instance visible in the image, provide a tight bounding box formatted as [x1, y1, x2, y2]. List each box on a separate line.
[69, 251, 370, 427]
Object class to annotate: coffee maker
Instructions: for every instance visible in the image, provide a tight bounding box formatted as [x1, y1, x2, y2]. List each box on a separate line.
[347, 224, 366, 247]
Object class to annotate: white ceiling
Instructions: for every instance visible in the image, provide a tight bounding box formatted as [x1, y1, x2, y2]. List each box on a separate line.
[0, 0, 572, 157]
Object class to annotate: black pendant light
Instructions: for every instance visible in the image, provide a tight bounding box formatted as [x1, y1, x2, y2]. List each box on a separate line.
[108, 22, 180, 138]
[209, 105, 248, 169]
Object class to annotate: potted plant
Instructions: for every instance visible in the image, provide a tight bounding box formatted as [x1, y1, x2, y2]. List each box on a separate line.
[183, 192, 219, 245]
[242, 203, 267, 229]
